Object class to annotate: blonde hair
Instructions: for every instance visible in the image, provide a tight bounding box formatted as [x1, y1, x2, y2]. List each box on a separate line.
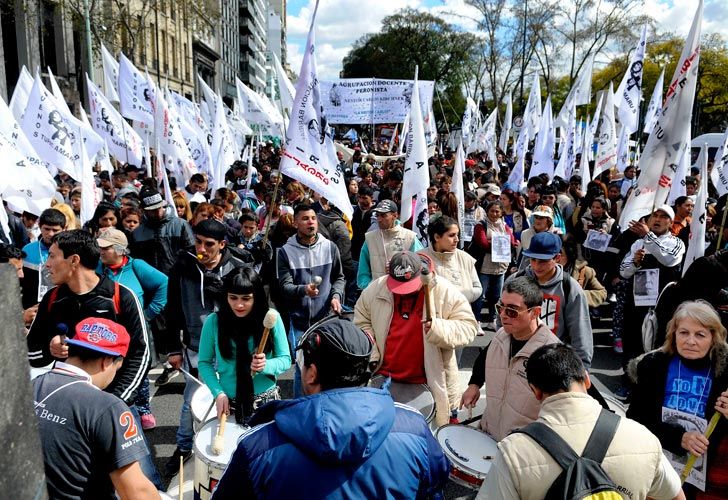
[53, 203, 81, 230]
[172, 192, 193, 221]
[663, 300, 728, 360]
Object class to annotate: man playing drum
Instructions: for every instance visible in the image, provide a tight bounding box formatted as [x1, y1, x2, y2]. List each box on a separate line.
[211, 318, 449, 499]
[461, 276, 560, 441]
[355, 251, 478, 426]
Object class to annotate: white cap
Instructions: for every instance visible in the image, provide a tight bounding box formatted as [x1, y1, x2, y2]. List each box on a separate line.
[653, 204, 675, 220]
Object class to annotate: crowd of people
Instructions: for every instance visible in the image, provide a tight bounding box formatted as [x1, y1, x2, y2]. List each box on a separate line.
[5, 138, 728, 499]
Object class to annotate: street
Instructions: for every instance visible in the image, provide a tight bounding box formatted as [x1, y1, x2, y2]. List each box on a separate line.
[146, 314, 623, 499]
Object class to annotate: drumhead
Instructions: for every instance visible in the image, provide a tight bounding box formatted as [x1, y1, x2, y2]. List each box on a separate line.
[604, 394, 627, 417]
[193, 419, 248, 466]
[370, 376, 436, 422]
[435, 424, 498, 477]
[191, 385, 215, 423]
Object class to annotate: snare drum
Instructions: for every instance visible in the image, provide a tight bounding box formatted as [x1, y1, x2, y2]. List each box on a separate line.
[604, 394, 627, 417]
[370, 375, 436, 423]
[193, 419, 249, 500]
[435, 424, 498, 490]
[191, 385, 215, 425]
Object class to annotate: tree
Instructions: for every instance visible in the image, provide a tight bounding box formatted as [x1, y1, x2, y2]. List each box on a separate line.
[341, 8, 479, 127]
[592, 33, 728, 135]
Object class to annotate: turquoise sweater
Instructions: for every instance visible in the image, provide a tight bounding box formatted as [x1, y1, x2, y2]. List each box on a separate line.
[198, 312, 291, 399]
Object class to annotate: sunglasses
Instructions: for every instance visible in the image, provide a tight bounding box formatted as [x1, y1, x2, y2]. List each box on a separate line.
[495, 302, 535, 319]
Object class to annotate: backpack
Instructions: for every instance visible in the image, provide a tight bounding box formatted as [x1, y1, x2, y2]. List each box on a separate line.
[515, 409, 622, 500]
[641, 281, 676, 352]
[46, 281, 121, 315]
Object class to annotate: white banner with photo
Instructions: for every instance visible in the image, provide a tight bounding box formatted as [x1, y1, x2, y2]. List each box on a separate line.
[661, 407, 707, 491]
[320, 78, 434, 124]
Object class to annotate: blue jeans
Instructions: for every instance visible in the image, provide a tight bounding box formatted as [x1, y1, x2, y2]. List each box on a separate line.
[478, 273, 505, 322]
[176, 349, 198, 452]
[129, 405, 164, 489]
[289, 321, 306, 398]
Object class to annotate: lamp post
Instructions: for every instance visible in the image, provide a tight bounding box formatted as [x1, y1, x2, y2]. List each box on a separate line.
[83, 0, 94, 80]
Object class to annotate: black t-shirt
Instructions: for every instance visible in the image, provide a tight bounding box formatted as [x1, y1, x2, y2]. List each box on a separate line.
[33, 364, 149, 500]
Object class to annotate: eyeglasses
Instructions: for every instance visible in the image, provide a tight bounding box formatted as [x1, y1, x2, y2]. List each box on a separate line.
[495, 302, 534, 319]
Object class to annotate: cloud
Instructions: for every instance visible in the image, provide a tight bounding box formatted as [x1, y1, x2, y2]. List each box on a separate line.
[285, 0, 727, 81]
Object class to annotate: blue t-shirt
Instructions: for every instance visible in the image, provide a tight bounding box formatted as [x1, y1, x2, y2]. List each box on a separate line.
[663, 356, 712, 418]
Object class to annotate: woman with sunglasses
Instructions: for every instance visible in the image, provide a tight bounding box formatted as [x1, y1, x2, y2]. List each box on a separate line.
[198, 267, 290, 423]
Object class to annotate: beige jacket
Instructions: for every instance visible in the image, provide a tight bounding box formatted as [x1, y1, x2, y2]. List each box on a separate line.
[477, 393, 682, 500]
[570, 260, 607, 308]
[420, 247, 482, 303]
[481, 324, 560, 441]
[354, 275, 478, 426]
[364, 224, 417, 281]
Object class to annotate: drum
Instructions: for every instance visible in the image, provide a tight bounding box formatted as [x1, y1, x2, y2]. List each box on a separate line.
[193, 419, 249, 500]
[435, 424, 498, 490]
[604, 394, 627, 417]
[191, 385, 215, 425]
[369, 375, 436, 423]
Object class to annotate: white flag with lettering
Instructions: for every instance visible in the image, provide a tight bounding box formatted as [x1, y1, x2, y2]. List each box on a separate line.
[710, 126, 728, 198]
[506, 130, 528, 191]
[620, 0, 703, 227]
[643, 67, 665, 136]
[0, 91, 49, 176]
[0, 129, 56, 216]
[524, 73, 542, 140]
[683, 145, 708, 276]
[118, 53, 155, 125]
[593, 83, 617, 179]
[10, 66, 33, 122]
[555, 57, 594, 128]
[155, 88, 197, 186]
[668, 128, 691, 205]
[499, 91, 512, 152]
[101, 44, 120, 102]
[555, 101, 576, 180]
[210, 92, 237, 191]
[530, 96, 555, 179]
[279, 1, 351, 218]
[616, 25, 647, 134]
[86, 76, 143, 165]
[586, 93, 604, 162]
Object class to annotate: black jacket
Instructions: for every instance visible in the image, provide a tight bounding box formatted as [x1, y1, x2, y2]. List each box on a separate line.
[26, 275, 150, 404]
[351, 206, 373, 262]
[165, 249, 252, 354]
[317, 208, 355, 280]
[627, 347, 728, 456]
[129, 212, 195, 275]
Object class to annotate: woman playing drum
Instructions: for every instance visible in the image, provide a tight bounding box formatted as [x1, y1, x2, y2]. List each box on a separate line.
[198, 268, 290, 423]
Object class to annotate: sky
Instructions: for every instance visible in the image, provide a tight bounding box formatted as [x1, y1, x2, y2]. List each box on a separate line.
[284, 0, 728, 82]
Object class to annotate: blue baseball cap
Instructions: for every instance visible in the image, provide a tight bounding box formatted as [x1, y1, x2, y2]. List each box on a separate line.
[523, 232, 562, 260]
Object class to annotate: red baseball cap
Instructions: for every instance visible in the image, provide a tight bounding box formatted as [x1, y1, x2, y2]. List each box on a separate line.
[66, 318, 130, 357]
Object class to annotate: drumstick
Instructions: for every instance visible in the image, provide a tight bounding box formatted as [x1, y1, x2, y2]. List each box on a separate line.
[680, 410, 722, 483]
[178, 455, 183, 500]
[212, 413, 228, 456]
[251, 310, 279, 377]
[420, 268, 433, 322]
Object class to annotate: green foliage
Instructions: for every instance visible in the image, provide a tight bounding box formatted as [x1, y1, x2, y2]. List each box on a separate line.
[341, 8, 479, 127]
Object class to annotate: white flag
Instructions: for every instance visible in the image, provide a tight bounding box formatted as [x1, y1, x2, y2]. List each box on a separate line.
[683, 144, 708, 276]
[643, 67, 665, 136]
[620, 0, 703, 227]
[397, 113, 409, 155]
[452, 140, 466, 235]
[388, 124, 398, 155]
[155, 88, 197, 185]
[499, 91, 513, 152]
[86, 76, 143, 166]
[0, 129, 56, 216]
[555, 57, 594, 128]
[47, 68, 70, 114]
[710, 126, 728, 198]
[401, 70, 430, 245]
[616, 25, 648, 134]
[279, 1, 352, 219]
[579, 131, 591, 195]
[524, 73, 542, 141]
[78, 135, 99, 225]
[10, 66, 34, 123]
[530, 96, 555, 179]
[461, 97, 477, 147]
[555, 101, 577, 180]
[585, 94, 604, 162]
[210, 92, 237, 192]
[118, 53, 155, 125]
[21, 75, 103, 182]
[101, 44, 120, 102]
[273, 53, 295, 115]
[667, 128, 691, 205]
[615, 126, 631, 173]
[593, 82, 617, 179]
[236, 77, 284, 134]
[506, 130, 528, 191]
[0, 90, 49, 176]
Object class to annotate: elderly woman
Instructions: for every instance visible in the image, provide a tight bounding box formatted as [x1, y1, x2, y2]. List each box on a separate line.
[627, 300, 728, 498]
[97, 227, 168, 430]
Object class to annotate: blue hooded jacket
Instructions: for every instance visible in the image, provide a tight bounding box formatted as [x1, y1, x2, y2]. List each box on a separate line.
[212, 387, 449, 499]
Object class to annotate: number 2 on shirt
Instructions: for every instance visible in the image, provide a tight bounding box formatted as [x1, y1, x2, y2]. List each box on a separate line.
[119, 411, 139, 440]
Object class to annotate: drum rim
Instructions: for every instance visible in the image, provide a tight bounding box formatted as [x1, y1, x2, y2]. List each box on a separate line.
[193, 421, 248, 465]
[369, 375, 436, 420]
[434, 424, 493, 478]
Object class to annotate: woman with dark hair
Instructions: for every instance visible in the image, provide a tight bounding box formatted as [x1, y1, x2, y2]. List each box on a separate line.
[84, 202, 121, 236]
[436, 192, 459, 220]
[500, 188, 529, 241]
[198, 267, 290, 423]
